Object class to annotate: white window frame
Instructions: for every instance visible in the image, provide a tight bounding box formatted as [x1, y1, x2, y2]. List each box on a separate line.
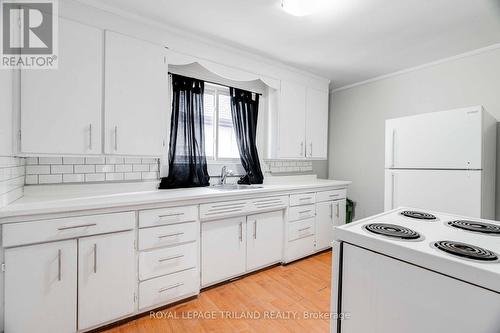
[204, 83, 241, 164]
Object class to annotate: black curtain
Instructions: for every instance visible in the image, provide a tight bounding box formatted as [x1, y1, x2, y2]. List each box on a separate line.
[159, 74, 210, 189]
[230, 88, 264, 185]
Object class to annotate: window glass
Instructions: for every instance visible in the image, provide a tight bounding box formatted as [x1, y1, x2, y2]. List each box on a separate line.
[217, 93, 240, 159]
[203, 91, 215, 158]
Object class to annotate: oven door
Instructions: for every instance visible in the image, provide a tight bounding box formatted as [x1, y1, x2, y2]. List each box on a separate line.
[334, 243, 500, 333]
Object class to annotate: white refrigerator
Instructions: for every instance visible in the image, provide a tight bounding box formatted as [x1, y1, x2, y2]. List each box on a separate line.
[384, 106, 497, 219]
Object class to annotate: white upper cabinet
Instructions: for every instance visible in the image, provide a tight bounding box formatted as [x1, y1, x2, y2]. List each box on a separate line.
[305, 88, 329, 159]
[20, 18, 102, 155]
[274, 80, 329, 160]
[104, 31, 169, 156]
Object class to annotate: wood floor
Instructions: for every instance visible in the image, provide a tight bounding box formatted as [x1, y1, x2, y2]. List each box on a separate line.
[102, 251, 332, 333]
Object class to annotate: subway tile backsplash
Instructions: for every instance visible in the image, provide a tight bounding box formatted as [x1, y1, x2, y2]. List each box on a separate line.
[25, 157, 160, 185]
[0, 157, 26, 207]
[265, 160, 313, 174]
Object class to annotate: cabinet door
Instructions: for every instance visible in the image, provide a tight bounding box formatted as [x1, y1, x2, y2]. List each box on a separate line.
[4, 240, 77, 333]
[21, 18, 102, 155]
[78, 231, 136, 330]
[333, 199, 346, 226]
[305, 88, 329, 159]
[201, 217, 246, 286]
[278, 80, 306, 158]
[315, 201, 334, 250]
[104, 31, 168, 156]
[246, 211, 283, 271]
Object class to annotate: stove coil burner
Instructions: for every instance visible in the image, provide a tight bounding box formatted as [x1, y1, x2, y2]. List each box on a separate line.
[400, 210, 437, 220]
[448, 220, 500, 235]
[433, 241, 498, 262]
[364, 223, 421, 240]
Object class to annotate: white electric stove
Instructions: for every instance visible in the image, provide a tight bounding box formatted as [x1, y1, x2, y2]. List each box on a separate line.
[331, 208, 500, 333]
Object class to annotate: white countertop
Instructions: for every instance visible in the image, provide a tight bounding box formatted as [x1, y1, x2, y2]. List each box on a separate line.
[0, 176, 350, 220]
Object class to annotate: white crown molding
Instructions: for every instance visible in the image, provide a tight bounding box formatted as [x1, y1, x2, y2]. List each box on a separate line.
[74, 0, 330, 85]
[330, 42, 500, 94]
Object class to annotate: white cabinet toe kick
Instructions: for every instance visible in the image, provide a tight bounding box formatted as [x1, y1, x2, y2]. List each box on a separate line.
[0, 187, 348, 332]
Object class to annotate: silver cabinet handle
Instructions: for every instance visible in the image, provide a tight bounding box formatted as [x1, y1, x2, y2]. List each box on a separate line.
[299, 210, 312, 214]
[158, 283, 183, 293]
[57, 249, 62, 281]
[158, 232, 184, 239]
[239, 222, 243, 242]
[93, 244, 97, 274]
[158, 213, 184, 219]
[253, 221, 257, 240]
[309, 143, 313, 157]
[298, 226, 311, 232]
[300, 142, 304, 156]
[114, 126, 118, 151]
[58, 223, 97, 231]
[158, 254, 184, 263]
[330, 203, 333, 218]
[336, 203, 340, 218]
[88, 124, 92, 150]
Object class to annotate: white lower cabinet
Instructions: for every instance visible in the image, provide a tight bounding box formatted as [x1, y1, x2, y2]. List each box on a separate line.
[201, 217, 247, 286]
[201, 211, 284, 287]
[246, 211, 284, 271]
[316, 199, 347, 251]
[4, 240, 78, 333]
[78, 231, 136, 330]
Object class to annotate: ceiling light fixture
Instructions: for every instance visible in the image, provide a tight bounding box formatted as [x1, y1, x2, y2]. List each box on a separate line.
[280, 0, 323, 17]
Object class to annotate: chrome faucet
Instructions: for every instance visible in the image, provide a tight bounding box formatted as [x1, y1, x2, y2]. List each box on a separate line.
[220, 166, 233, 185]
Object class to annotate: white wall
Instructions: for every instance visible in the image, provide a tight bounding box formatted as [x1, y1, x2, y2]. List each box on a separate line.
[0, 70, 13, 155]
[328, 46, 500, 220]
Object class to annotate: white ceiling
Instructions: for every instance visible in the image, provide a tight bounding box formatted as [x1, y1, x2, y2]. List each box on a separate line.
[84, 0, 500, 88]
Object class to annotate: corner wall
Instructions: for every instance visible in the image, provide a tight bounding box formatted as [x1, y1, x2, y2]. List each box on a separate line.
[328, 46, 500, 220]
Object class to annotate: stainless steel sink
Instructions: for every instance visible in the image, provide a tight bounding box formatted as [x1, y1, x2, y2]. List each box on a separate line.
[210, 184, 264, 191]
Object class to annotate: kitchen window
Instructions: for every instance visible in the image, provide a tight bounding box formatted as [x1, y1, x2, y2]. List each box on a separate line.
[203, 84, 240, 161]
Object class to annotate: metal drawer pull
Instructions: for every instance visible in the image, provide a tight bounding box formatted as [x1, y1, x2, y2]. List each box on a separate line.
[158, 213, 184, 219]
[336, 203, 340, 218]
[239, 222, 243, 242]
[58, 223, 97, 231]
[296, 234, 313, 240]
[299, 210, 312, 214]
[158, 232, 184, 239]
[158, 254, 184, 263]
[158, 283, 184, 293]
[57, 249, 62, 281]
[93, 244, 97, 274]
[299, 197, 312, 201]
[329, 194, 339, 198]
[298, 226, 312, 232]
[253, 221, 257, 239]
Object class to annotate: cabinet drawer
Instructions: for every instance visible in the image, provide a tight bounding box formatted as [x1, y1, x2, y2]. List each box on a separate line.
[139, 205, 198, 228]
[286, 235, 315, 262]
[139, 222, 198, 251]
[139, 242, 197, 281]
[316, 189, 347, 203]
[200, 200, 249, 220]
[139, 268, 199, 310]
[289, 204, 316, 222]
[2, 212, 135, 248]
[289, 193, 316, 206]
[252, 196, 289, 211]
[288, 218, 315, 241]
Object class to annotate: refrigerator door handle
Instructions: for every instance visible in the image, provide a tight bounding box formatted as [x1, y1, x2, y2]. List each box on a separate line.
[391, 129, 396, 167]
[391, 173, 396, 209]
